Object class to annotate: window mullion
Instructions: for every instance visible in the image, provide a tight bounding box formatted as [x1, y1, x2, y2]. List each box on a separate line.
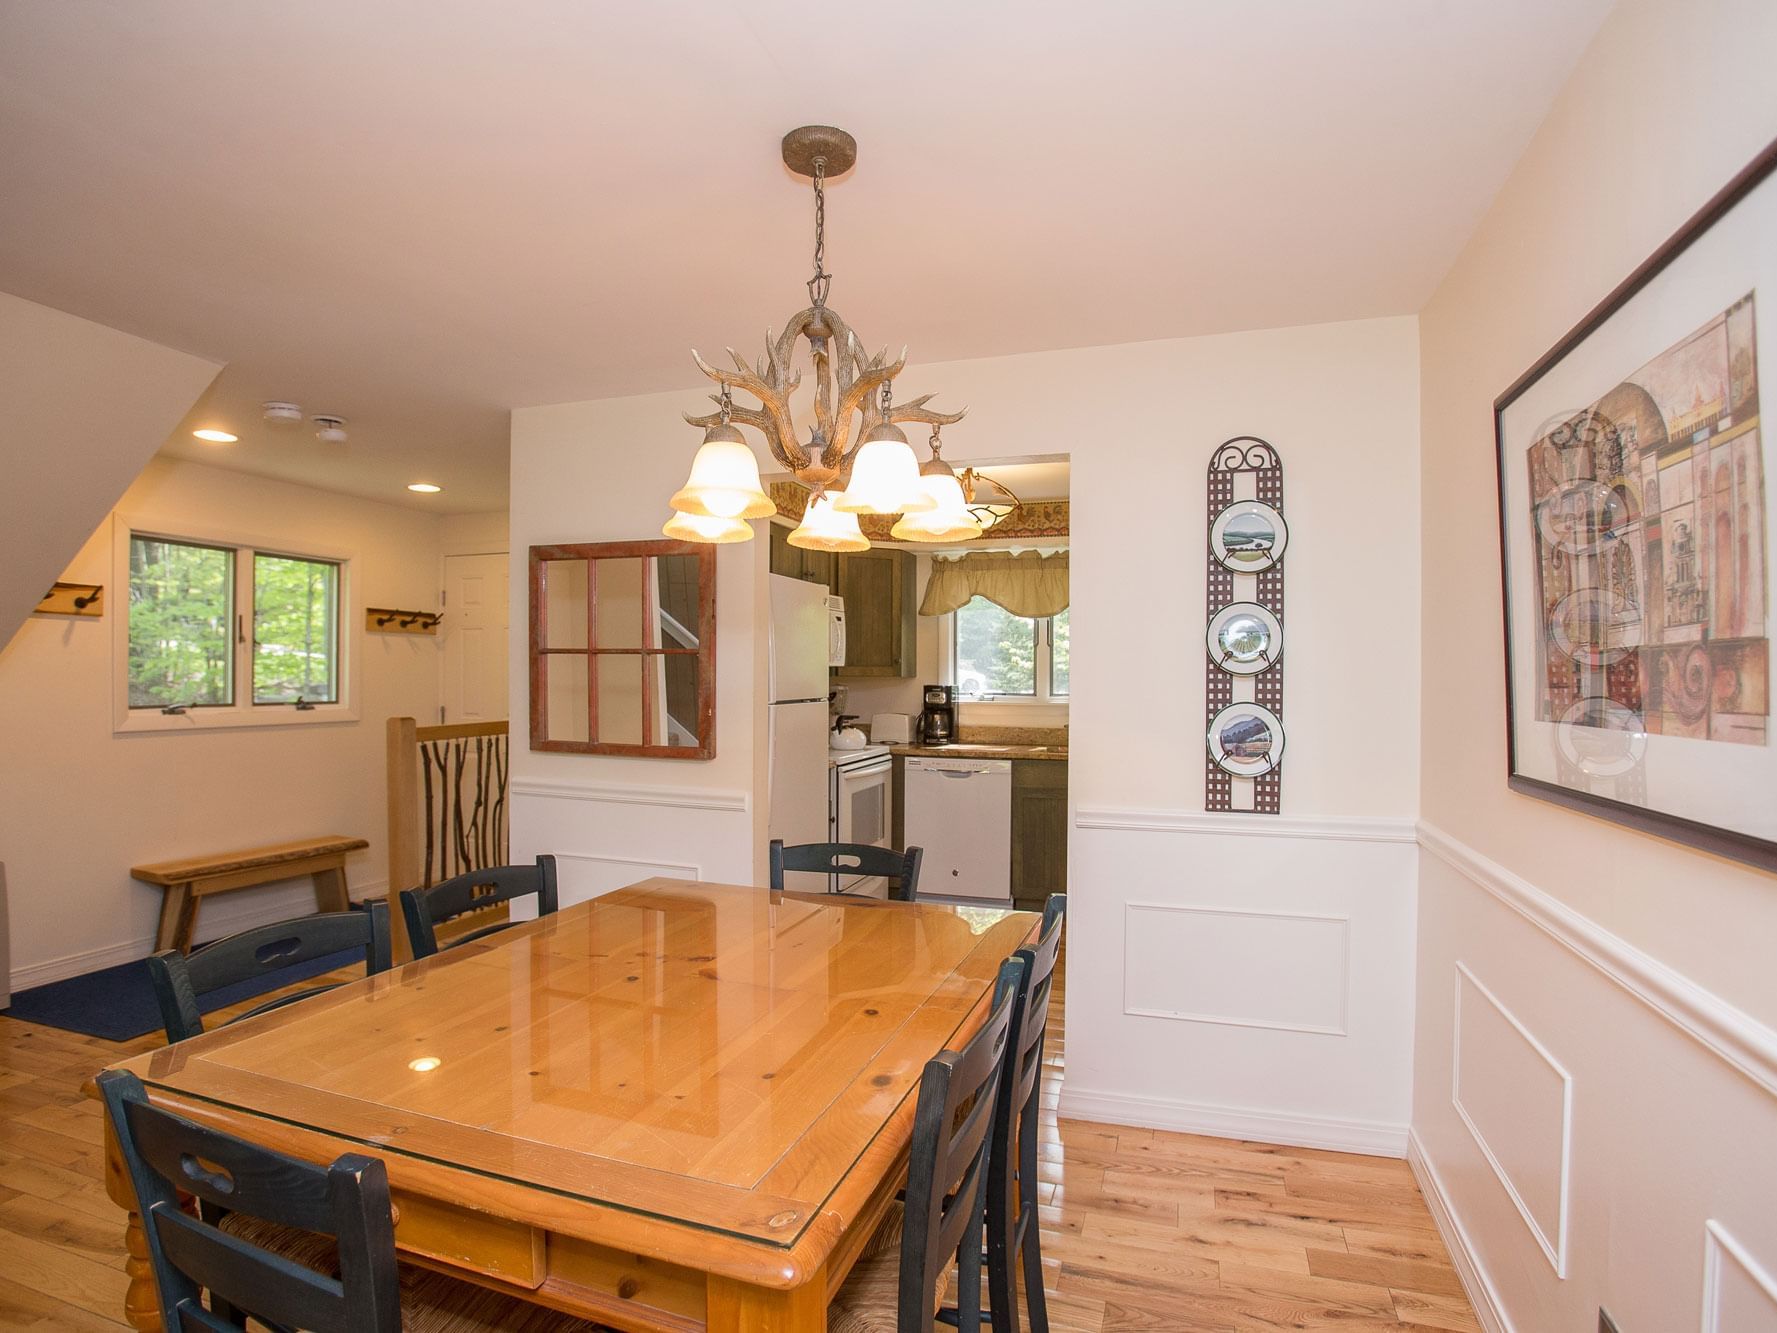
[237, 547, 254, 712]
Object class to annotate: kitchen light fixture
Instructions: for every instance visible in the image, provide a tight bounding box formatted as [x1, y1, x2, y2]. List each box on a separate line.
[192, 428, 237, 443]
[407, 482, 442, 494]
[313, 414, 348, 443]
[262, 401, 303, 424]
[667, 125, 964, 544]
[958, 466, 1022, 530]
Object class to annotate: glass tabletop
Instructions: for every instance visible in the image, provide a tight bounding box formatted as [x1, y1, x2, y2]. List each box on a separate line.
[121, 880, 1036, 1248]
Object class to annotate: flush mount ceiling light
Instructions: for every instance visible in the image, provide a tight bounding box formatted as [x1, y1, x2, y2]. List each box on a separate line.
[262, 401, 303, 424]
[957, 466, 1023, 530]
[407, 482, 442, 494]
[313, 415, 348, 443]
[667, 125, 965, 547]
[192, 428, 237, 443]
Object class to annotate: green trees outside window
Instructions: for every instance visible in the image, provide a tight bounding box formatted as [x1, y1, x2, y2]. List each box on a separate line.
[128, 537, 235, 708]
[253, 554, 339, 703]
[953, 597, 1069, 701]
[127, 533, 343, 714]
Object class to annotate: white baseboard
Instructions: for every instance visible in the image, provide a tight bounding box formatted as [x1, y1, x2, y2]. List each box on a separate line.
[8, 878, 388, 993]
[1059, 1084, 1408, 1158]
[1407, 1127, 1512, 1333]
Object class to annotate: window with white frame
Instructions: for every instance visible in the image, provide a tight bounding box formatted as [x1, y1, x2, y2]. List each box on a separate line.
[947, 596, 1069, 703]
[120, 527, 350, 728]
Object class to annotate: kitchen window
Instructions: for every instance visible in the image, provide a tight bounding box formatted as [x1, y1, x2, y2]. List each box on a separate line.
[948, 596, 1069, 704]
[116, 521, 354, 732]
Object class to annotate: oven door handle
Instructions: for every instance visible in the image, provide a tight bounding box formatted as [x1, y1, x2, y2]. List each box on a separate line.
[842, 757, 893, 780]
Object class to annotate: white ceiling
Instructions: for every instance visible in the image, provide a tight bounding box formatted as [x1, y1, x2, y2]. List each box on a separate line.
[0, 0, 1614, 512]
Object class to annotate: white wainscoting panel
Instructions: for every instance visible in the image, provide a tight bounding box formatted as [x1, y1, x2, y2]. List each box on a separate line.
[1064, 810, 1416, 1157]
[1125, 903, 1349, 1035]
[551, 851, 701, 910]
[1451, 962, 1571, 1277]
[1704, 1221, 1777, 1333]
[1413, 829, 1777, 1333]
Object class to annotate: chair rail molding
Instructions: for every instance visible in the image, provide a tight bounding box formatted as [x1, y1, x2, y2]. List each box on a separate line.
[1076, 807, 1417, 844]
[1417, 820, 1777, 1100]
[510, 775, 750, 814]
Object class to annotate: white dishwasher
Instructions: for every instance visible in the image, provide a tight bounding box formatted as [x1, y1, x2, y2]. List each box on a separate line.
[904, 756, 1013, 905]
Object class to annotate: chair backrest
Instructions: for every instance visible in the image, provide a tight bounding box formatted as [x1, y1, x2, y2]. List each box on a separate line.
[768, 840, 925, 902]
[900, 954, 1024, 1333]
[399, 854, 558, 959]
[97, 1069, 401, 1333]
[148, 901, 392, 1045]
[1004, 893, 1066, 1129]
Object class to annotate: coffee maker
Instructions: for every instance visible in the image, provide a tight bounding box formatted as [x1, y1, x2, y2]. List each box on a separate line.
[918, 684, 957, 747]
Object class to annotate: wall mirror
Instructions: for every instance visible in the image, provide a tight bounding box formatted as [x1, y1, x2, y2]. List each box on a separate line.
[528, 540, 716, 758]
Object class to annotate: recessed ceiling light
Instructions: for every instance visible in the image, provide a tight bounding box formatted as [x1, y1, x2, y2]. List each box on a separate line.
[192, 428, 238, 443]
[407, 482, 442, 494]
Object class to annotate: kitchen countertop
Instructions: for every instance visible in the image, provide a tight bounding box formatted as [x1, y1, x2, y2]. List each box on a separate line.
[886, 743, 1068, 762]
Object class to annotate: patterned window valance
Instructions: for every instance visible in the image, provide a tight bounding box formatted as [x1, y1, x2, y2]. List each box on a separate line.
[919, 551, 1069, 618]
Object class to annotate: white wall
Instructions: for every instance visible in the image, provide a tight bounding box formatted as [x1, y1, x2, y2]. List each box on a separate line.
[0, 291, 221, 648]
[0, 457, 450, 987]
[509, 313, 1423, 1150]
[507, 392, 767, 902]
[1414, 0, 1777, 1327]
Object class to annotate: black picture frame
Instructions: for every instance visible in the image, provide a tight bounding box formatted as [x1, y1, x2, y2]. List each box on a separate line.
[1493, 136, 1777, 873]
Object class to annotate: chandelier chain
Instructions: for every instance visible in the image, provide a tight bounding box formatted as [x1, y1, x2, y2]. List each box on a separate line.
[807, 158, 831, 308]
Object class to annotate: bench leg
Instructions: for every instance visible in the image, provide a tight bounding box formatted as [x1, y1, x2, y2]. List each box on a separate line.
[154, 883, 195, 954]
[312, 860, 351, 914]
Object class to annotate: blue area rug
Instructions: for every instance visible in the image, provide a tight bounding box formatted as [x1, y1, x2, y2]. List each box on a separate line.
[2, 949, 359, 1042]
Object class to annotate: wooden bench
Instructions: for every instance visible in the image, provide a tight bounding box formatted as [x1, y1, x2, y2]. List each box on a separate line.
[131, 836, 370, 954]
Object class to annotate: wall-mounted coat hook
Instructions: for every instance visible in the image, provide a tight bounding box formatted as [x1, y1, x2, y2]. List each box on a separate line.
[35, 582, 104, 617]
[365, 607, 442, 635]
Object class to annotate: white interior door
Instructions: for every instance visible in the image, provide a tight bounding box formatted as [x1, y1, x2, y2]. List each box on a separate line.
[441, 552, 509, 723]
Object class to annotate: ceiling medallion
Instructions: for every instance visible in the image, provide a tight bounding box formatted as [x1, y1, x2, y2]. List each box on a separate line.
[665, 126, 974, 548]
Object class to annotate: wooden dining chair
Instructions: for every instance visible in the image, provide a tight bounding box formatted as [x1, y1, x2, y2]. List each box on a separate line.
[828, 954, 1025, 1333]
[769, 839, 925, 902]
[984, 893, 1067, 1333]
[97, 1069, 612, 1332]
[147, 900, 392, 1044]
[399, 854, 559, 959]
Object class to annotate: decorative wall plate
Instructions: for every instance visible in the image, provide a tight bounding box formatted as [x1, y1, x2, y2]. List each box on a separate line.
[1210, 499, 1289, 573]
[1207, 702, 1285, 777]
[1204, 602, 1282, 675]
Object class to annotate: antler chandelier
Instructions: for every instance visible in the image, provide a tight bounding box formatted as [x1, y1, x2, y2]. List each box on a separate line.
[664, 126, 981, 551]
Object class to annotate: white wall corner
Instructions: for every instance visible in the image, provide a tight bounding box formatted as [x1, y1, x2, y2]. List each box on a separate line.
[1407, 1128, 1515, 1333]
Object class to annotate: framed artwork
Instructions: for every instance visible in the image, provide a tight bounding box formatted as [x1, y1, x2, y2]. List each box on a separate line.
[1495, 137, 1777, 871]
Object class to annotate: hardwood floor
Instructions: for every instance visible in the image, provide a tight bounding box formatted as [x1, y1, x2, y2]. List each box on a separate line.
[0, 950, 1477, 1331]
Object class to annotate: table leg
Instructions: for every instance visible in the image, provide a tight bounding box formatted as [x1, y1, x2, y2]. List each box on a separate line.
[312, 859, 350, 913]
[154, 883, 192, 953]
[105, 1119, 163, 1332]
[707, 1269, 828, 1332]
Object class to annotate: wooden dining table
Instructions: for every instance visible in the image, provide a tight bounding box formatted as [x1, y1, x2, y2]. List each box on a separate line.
[98, 878, 1038, 1332]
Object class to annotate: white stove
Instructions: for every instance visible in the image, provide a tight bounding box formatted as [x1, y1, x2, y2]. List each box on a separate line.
[826, 743, 894, 897]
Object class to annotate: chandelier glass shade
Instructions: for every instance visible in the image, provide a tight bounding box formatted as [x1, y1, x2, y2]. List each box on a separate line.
[788, 492, 869, 552]
[890, 469, 984, 543]
[666, 126, 964, 545]
[662, 510, 754, 543]
[667, 428, 775, 520]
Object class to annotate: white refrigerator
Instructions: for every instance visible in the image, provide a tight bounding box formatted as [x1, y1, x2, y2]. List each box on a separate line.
[767, 575, 833, 874]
